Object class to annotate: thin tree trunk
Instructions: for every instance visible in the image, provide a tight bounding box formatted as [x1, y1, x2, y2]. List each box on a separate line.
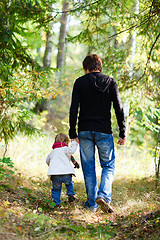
[43, 22, 54, 68]
[155, 131, 160, 187]
[88, 46, 95, 55]
[56, 0, 69, 79]
[3, 144, 8, 159]
[34, 20, 54, 112]
[124, 0, 139, 137]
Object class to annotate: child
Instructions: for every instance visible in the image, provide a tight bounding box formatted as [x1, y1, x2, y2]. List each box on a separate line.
[46, 133, 79, 208]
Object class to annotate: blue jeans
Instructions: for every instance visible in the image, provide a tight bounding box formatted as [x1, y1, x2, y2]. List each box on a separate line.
[78, 131, 115, 210]
[51, 174, 75, 206]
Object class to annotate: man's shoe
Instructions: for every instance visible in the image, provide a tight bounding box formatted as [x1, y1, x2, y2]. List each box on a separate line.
[68, 195, 76, 202]
[96, 197, 114, 213]
[85, 205, 98, 212]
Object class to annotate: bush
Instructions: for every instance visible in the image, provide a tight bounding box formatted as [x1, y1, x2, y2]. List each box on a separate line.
[0, 157, 15, 180]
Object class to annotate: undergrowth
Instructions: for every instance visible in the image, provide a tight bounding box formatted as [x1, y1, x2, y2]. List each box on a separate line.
[0, 135, 160, 239]
[0, 167, 159, 239]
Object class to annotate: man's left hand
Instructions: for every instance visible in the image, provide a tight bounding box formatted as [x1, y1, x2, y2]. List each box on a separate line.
[117, 137, 126, 145]
[71, 137, 79, 144]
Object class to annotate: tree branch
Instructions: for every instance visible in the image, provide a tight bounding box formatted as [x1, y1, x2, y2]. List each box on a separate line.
[108, 12, 157, 39]
[51, 0, 101, 14]
[3, 144, 8, 159]
[138, 32, 160, 81]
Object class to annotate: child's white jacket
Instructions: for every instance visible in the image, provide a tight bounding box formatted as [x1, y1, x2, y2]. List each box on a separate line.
[46, 141, 78, 176]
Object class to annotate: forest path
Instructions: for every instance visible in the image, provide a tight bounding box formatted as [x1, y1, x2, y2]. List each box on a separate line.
[0, 170, 159, 239]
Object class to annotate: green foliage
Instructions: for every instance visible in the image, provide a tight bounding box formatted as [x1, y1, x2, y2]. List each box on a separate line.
[0, 157, 15, 180]
[0, 0, 58, 143]
[0, 0, 159, 148]
[66, 0, 160, 145]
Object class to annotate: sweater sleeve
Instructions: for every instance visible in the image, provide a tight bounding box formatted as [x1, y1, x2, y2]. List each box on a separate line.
[69, 79, 80, 139]
[65, 141, 78, 158]
[111, 81, 126, 138]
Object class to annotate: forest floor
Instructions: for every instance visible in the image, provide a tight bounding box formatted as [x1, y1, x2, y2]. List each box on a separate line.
[0, 135, 160, 239]
[0, 169, 160, 240]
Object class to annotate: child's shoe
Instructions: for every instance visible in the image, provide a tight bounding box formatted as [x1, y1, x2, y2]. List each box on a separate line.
[49, 203, 60, 210]
[68, 195, 75, 202]
[52, 205, 60, 210]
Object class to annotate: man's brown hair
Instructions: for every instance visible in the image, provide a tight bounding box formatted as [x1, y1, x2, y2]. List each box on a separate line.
[82, 54, 102, 72]
[54, 133, 69, 144]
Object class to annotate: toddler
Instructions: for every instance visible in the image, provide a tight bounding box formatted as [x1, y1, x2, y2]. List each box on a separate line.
[46, 133, 79, 208]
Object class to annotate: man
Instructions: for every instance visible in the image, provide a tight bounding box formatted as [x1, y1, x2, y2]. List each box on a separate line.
[69, 54, 126, 212]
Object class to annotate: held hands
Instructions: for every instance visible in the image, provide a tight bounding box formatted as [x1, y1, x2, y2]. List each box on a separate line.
[117, 137, 126, 145]
[70, 137, 80, 168]
[71, 137, 79, 144]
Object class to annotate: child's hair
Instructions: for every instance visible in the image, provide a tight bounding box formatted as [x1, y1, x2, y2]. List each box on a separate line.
[54, 133, 69, 144]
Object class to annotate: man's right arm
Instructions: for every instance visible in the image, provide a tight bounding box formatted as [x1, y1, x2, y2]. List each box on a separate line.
[69, 80, 80, 139]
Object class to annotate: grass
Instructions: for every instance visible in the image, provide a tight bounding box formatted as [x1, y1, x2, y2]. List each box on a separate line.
[0, 134, 160, 239]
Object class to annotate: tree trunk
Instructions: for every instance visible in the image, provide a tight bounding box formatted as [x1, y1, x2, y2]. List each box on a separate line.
[88, 46, 95, 55]
[155, 131, 160, 187]
[43, 22, 54, 68]
[56, 0, 69, 79]
[34, 20, 54, 113]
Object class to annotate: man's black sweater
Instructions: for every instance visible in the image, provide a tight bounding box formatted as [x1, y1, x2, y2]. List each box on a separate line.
[69, 72, 126, 139]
